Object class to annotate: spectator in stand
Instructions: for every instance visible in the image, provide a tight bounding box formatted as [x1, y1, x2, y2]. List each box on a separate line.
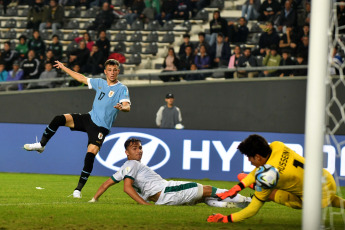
[141, 0, 161, 22]
[208, 10, 228, 46]
[21, 49, 41, 81]
[296, 35, 309, 61]
[278, 49, 295, 77]
[330, 46, 343, 75]
[254, 21, 280, 56]
[68, 40, 90, 71]
[338, 0, 345, 33]
[235, 47, 258, 78]
[27, 61, 58, 89]
[301, 1, 310, 26]
[178, 34, 194, 58]
[28, 30, 46, 61]
[39, 0, 64, 36]
[261, 45, 281, 77]
[15, 35, 29, 61]
[184, 63, 204, 80]
[279, 25, 298, 56]
[74, 0, 92, 9]
[68, 64, 85, 87]
[27, 0, 45, 30]
[0, 62, 8, 82]
[210, 33, 231, 68]
[276, 0, 296, 33]
[194, 44, 211, 79]
[0, 61, 24, 91]
[123, 0, 146, 25]
[174, 0, 191, 20]
[156, 0, 178, 26]
[96, 30, 111, 62]
[160, 47, 180, 82]
[44, 50, 56, 63]
[241, 0, 261, 21]
[87, 2, 116, 31]
[83, 44, 104, 75]
[297, 23, 309, 41]
[227, 45, 242, 78]
[228, 17, 249, 44]
[47, 34, 63, 60]
[291, 53, 307, 76]
[195, 32, 211, 56]
[257, 0, 281, 22]
[74, 32, 94, 52]
[194, 0, 210, 11]
[179, 45, 195, 71]
[2, 41, 18, 71]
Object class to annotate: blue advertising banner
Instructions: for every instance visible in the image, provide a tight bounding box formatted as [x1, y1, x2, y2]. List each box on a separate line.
[1, 123, 345, 185]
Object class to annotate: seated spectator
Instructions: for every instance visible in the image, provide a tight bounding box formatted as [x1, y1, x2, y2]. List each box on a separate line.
[0, 61, 24, 91]
[235, 47, 258, 78]
[140, 0, 161, 22]
[242, 0, 261, 21]
[40, 50, 56, 72]
[193, 0, 210, 11]
[27, 0, 45, 30]
[124, 0, 146, 25]
[338, 0, 345, 33]
[194, 44, 211, 79]
[195, 32, 211, 56]
[302, 1, 311, 25]
[279, 25, 298, 56]
[0, 62, 8, 82]
[2, 41, 18, 71]
[297, 23, 309, 41]
[253, 21, 280, 56]
[155, 0, 178, 26]
[278, 49, 295, 77]
[178, 34, 194, 58]
[208, 10, 228, 46]
[180, 45, 195, 71]
[15, 35, 29, 61]
[257, 0, 281, 22]
[227, 45, 242, 78]
[291, 53, 307, 76]
[276, 0, 296, 32]
[28, 30, 46, 61]
[96, 30, 111, 61]
[296, 35, 309, 61]
[83, 45, 104, 75]
[174, 0, 191, 20]
[184, 63, 204, 81]
[47, 34, 63, 60]
[74, 32, 94, 52]
[39, 0, 65, 36]
[228, 17, 249, 44]
[21, 49, 41, 81]
[87, 2, 117, 31]
[160, 47, 180, 82]
[210, 33, 231, 68]
[261, 45, 281, 77]
[68, 64, 86, 87]
[27, 61, 58, 89]
[68, 40, 90, 70]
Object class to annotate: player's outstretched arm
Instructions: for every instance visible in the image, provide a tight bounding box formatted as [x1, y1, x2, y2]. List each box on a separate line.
[89, 178, 116, 202]
[114, 102, 130, 112]
[123, 178, 152, 205]
[54, 60, 88, 85]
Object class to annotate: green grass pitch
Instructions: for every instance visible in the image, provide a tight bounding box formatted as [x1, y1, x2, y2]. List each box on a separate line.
[1, 173, 344, 230]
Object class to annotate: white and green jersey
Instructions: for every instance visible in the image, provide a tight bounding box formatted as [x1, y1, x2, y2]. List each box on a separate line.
[87, 78, 130, 130]
[111, 160, 168, 201]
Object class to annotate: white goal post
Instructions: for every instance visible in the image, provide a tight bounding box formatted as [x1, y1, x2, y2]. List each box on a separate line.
[302, 0, 331, 229]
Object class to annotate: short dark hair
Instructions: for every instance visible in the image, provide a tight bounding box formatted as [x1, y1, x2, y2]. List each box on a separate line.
[183, 34, 190, 38]
[104, 59, 120, 68]
[124, 138, 141, 150]
[237, 134, 272, 158]
[198, 32, 205, 37]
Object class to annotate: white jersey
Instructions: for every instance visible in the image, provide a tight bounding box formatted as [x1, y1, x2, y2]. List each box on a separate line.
[111, 160, 168, 201]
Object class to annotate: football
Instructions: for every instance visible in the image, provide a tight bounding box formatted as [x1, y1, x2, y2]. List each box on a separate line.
[255, 164, 280, 189]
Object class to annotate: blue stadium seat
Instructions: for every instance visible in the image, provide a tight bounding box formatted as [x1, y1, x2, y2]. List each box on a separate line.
[145, 20, 161, 31]
[127, 42, 142, 54]
[160, 31, 175, 44]
[144, 31, 159, 43]
[126, 53, 141, 65]
[142, 43, 158, 55]
[129, 31, 142, 42]
[130, 19, 144, 31]
[114, 31, 127, 42]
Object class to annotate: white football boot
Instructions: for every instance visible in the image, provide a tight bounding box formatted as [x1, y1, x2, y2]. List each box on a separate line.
[73, 190, 82, 198]
[23, 138, 45, 153]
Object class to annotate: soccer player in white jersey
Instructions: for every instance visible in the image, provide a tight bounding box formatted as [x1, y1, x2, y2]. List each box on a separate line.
[89, 138, 251, 208]
[23, 59, 130, 198]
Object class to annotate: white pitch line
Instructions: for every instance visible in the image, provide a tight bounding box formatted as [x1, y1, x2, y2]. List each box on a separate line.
[0, 201, 82, 206]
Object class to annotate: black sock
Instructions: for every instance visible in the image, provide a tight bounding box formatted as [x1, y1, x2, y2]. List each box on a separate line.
[40, 115, 66, 146]
[75, 152, 95, 191]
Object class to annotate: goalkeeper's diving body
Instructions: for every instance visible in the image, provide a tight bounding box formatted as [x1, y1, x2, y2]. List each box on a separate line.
[89, 138, 251, 207]
[208, 134, 345, 223]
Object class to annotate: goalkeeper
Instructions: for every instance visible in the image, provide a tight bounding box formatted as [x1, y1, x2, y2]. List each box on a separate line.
[208, 134, 345, 223]
[89, 138, 251, 207]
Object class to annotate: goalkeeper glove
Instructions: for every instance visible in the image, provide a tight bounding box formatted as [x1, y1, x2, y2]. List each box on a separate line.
[216, 182, 245, 200]
[207, 213, 229, 223]
[237, 173, 255, 189]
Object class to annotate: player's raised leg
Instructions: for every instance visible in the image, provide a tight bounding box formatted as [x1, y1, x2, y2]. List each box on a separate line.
[23, 114, 73, 153]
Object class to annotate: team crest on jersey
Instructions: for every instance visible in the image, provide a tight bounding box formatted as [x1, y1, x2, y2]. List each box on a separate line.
[108, 91, 114, 97]
[125, 167, 131, 174]
[98, 132, 104, 140]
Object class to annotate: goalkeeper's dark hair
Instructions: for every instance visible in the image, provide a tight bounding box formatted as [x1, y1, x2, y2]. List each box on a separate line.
[237, 134, 272, 158]
[124, 138, 141, 150]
